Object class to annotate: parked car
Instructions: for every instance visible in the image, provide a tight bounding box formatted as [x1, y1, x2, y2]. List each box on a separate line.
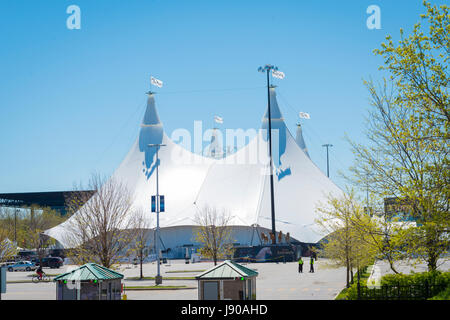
[0, 261, 15, 268]
[7, 261, 37, 272]
[31, 257, 40, 265]
[40, 257, 63, 269]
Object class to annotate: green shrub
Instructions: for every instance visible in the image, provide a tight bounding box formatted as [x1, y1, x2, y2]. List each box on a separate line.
[336, 270, 450, 300]
[335, 267, 371, 300]
[428, 286, 450, 300]
[381, 271, 450, 287]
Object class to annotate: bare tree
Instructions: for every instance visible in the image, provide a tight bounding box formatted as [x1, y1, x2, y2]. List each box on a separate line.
[63, 174, 137, 268]
[129, 210, 152, 279]
[193, 206, 234, 266]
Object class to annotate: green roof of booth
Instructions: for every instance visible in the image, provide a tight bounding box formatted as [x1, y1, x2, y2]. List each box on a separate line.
[196, 260, 258, 280]
[54, 263, 124, 282]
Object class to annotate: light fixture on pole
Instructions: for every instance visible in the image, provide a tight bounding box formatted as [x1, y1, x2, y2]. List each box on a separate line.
[148, 143, 166, 285]
[258, 64, 278, 244]
[322, 144, 333, 178]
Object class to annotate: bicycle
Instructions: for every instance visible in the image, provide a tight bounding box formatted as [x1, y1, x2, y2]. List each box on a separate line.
[32, 273, 50, 283]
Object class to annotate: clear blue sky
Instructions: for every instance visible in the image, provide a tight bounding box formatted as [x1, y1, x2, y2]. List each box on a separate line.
[0, 0, 445, 193]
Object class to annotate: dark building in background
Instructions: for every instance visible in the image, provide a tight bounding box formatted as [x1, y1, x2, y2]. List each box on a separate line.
[384, 197, 417, 222]
[0, 190, 95, 215]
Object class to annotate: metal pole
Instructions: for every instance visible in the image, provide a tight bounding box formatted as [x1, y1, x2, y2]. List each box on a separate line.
[322, 144, 333, 178]
[148, 143, 165, 285]
[266, 69, 276, 244]
[155, 147, 161, 284]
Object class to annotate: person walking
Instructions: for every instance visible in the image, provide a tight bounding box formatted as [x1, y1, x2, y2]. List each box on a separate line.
[298, 257, 303, 273]
[309, 256, 314, 273]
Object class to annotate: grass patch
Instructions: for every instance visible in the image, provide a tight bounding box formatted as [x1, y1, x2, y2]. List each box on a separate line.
[165, 270, 205, 274]
[428, 286, 450, 300]
[335, 266, 371, 300]
[125, 276, 196, 280]
[123, 285, 195, 290]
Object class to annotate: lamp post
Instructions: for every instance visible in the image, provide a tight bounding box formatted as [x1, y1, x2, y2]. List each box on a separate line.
[258, 64, 278, 244]
[148, 143, 166, 285]
[322, 144, 333, 178]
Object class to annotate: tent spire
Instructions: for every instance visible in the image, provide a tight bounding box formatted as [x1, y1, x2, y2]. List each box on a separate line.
[142, 91, 161, 126]
[295, 123, 310, 158]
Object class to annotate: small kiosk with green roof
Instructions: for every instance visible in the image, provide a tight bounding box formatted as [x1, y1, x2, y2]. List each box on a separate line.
[196, 260, 258, 300]
[54, 263, 124, 300]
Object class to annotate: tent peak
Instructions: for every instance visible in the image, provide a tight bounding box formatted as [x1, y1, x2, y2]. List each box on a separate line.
[141, 92, 161, 126]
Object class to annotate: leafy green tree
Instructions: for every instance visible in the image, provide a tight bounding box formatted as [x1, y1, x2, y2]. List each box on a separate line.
[0, 205, 65, 261]
[0, 210, 17, 261]
[348, 1, 449, 272]
[316, 190, 377, 287]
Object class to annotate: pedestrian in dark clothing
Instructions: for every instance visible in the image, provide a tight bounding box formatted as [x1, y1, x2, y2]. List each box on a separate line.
[309, 257, 314, 273]
[298, 257, 303, 273]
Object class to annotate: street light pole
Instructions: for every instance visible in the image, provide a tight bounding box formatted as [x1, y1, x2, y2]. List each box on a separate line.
[322, 144, 333, 178]
[258, 64, 278, 244]
[148, 143, 166, 285]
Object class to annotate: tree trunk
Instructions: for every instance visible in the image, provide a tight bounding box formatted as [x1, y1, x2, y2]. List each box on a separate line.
[388, 257, 400, 274]
[140, 250, 144, 279]
[346, 262, 350, 288]
[346, 251, 350, 288]
[427, 251, 437, 272]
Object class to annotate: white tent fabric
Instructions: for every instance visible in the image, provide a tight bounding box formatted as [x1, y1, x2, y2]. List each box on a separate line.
[295, 123, 310, 158]
[45, 88, 343, 248]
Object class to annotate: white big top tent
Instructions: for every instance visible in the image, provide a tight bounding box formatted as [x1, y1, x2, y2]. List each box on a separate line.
[45, 87, 344, 253]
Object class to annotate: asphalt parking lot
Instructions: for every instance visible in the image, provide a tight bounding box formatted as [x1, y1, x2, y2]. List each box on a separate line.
[2, 258, 448, 300]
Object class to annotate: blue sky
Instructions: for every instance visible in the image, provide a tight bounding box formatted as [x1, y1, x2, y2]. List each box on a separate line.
[0, 0, 445, 193]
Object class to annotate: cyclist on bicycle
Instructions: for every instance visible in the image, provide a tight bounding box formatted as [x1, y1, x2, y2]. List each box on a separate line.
[36, 265, 44, 280]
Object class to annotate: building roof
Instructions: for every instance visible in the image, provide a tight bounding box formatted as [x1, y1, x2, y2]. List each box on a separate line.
[53, 263, 123, 282]
[0, 190, 94, 215]
[196, 260, 258, 280]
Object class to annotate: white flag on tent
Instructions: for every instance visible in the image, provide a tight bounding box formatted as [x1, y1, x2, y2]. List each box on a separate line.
[151, 76, 163, 88]
[272, 70, 285, 79]
[214, 115, 223, 124]
[299, 112, 310, 119]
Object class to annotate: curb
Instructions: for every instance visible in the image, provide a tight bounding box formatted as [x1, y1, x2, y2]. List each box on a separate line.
[125, 277, 196, 281]
[124, 286, 196, 291]
[7, 280, 52, 284]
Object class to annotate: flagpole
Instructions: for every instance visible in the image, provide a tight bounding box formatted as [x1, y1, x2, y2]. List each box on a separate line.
[258, 64, 278, 245]
[148, 75, 153, 95]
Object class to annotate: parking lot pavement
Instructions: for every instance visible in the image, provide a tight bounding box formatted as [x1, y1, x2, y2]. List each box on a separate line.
[3, 258, 447, 300]
[1, 259, 347, 300]
[3, 281, 56, 300]
[245, 260, 347, 300]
